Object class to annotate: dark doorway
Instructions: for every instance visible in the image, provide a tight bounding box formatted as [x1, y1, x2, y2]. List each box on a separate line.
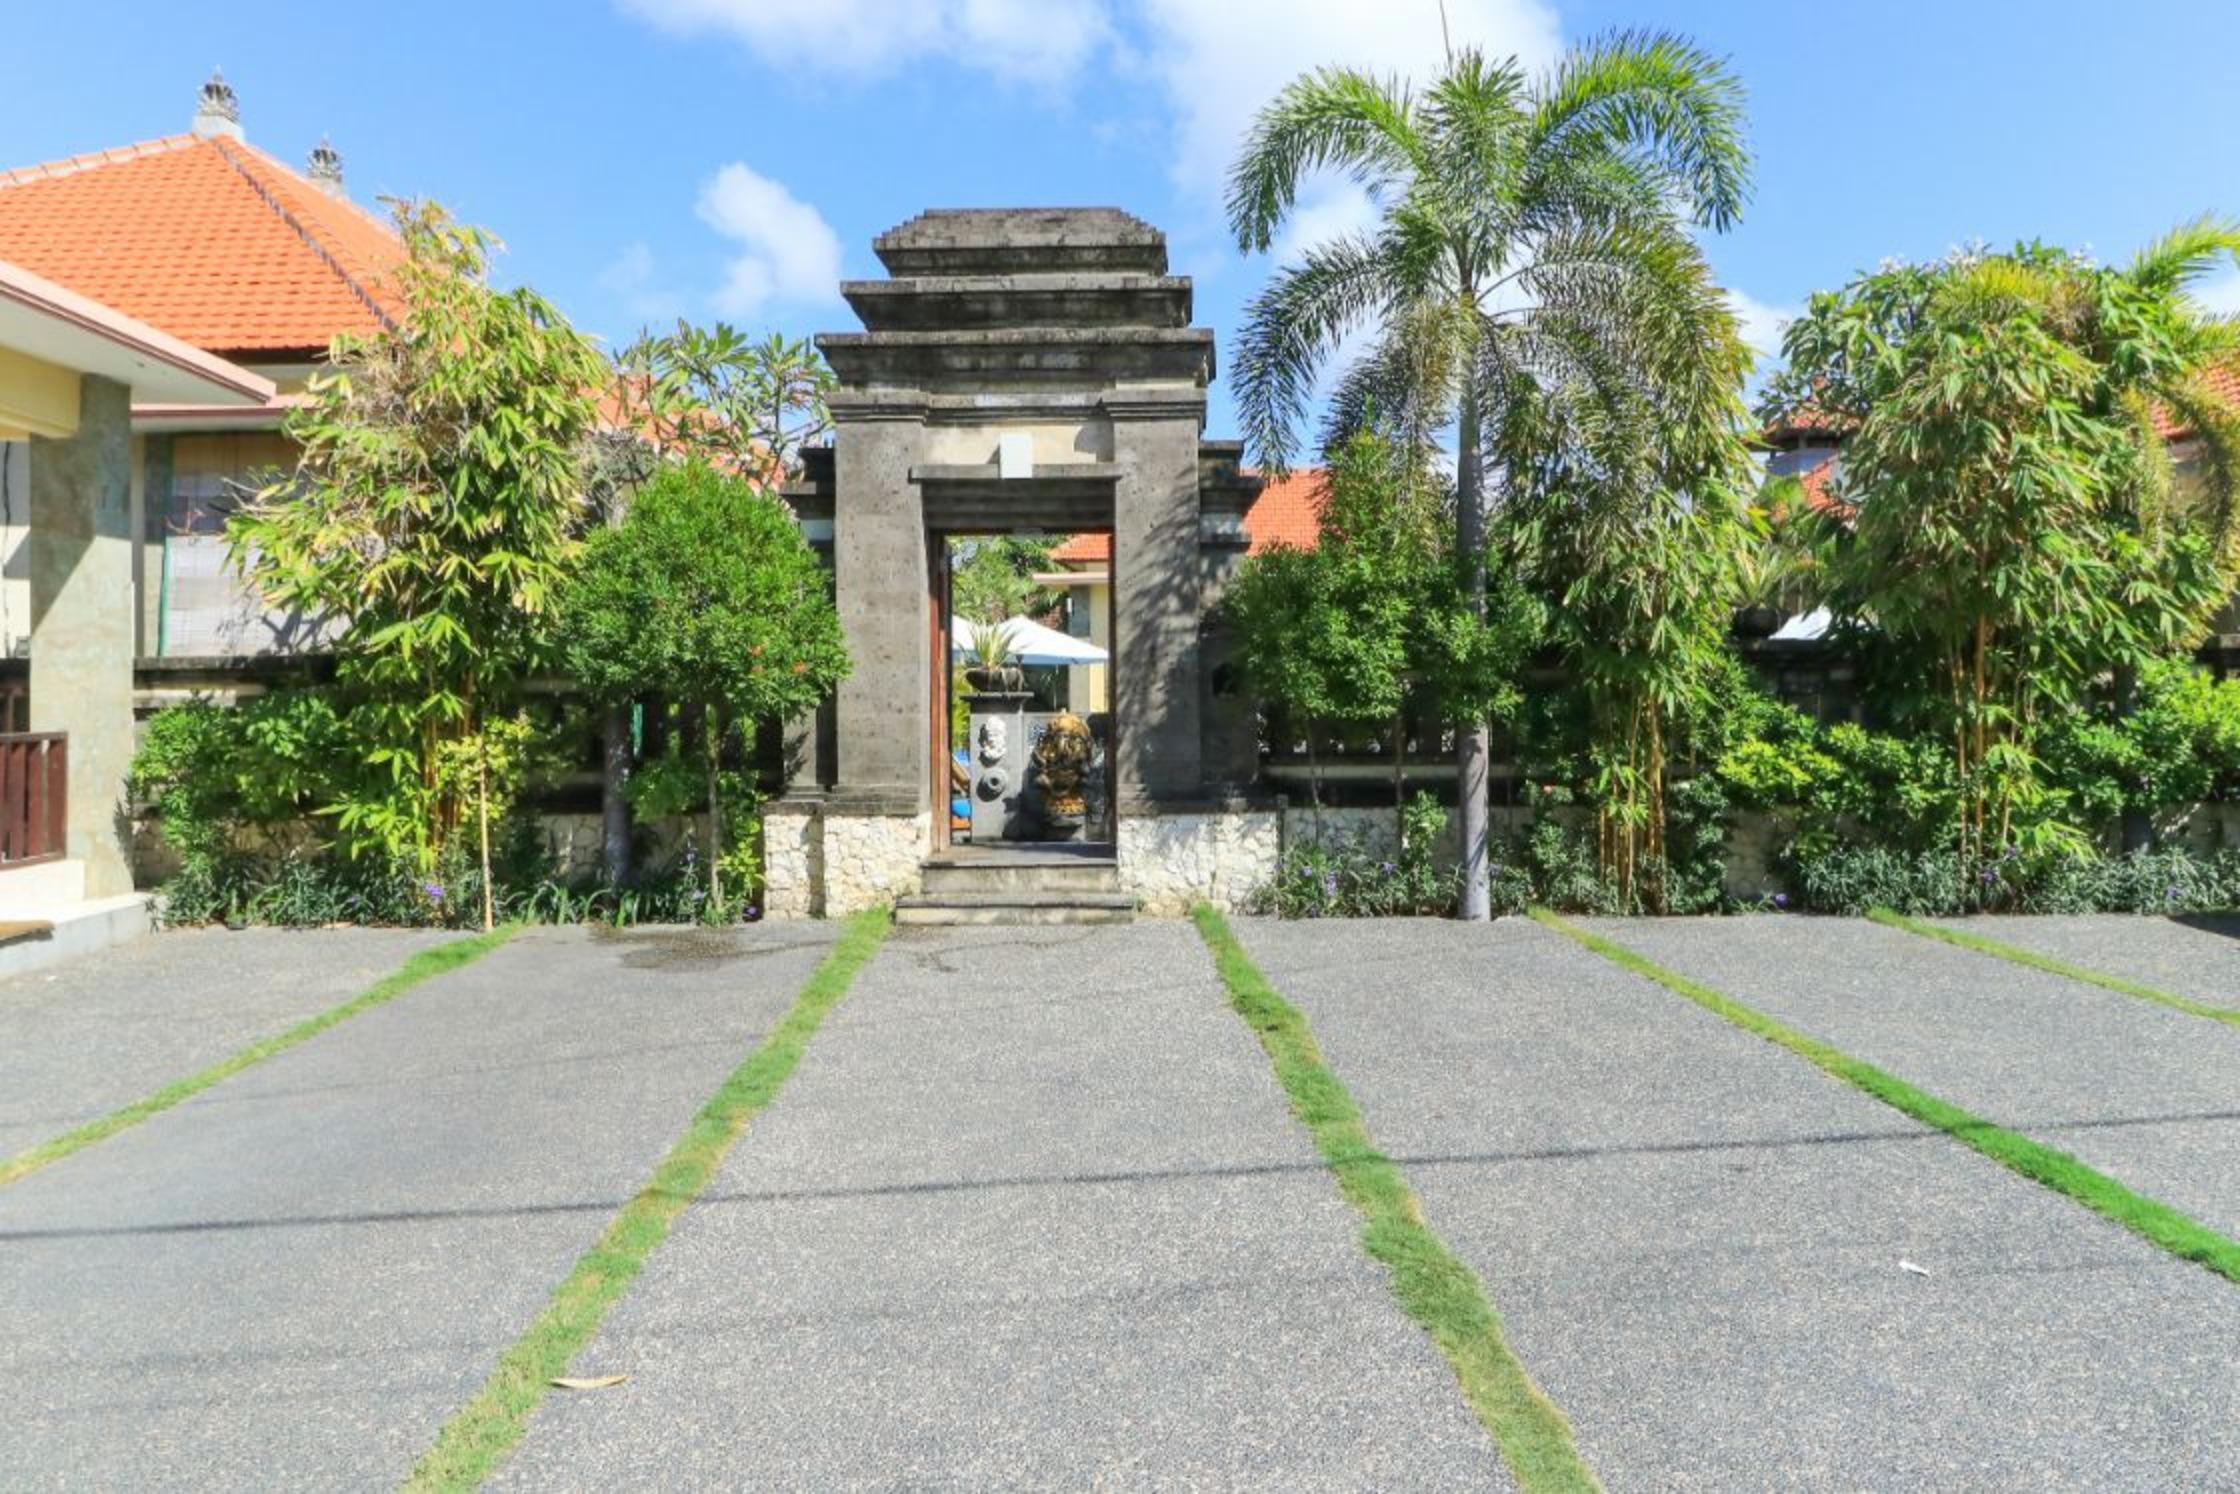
[934, 529, 1114, 853]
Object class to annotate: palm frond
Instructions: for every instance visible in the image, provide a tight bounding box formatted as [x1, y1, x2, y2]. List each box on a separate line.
[1230, 235, 1398, 473]
[2128, 212, 2240, 295]
[1225, 68, 1424, 253]
[1319, 300, 1471, 458]
[1526, 28, 1753, 231]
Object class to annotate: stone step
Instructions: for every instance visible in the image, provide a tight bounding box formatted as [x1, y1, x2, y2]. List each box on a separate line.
[0, 893, 151, 981]
[893, 891, 1137, 926]
[920, 859, 1120, 896]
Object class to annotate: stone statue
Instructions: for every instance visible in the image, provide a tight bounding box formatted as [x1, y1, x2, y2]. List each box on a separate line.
[1031, 712, 1094, 837]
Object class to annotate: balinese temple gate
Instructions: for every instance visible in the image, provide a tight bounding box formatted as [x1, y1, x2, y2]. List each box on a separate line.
[765, 208, 1279, 918]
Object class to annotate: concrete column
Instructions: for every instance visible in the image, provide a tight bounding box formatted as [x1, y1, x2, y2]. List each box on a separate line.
[779, 519, 835, 793]
[830, 401, 930, 811]
[28, 374, 136, 896]
[1109, 400, 1205, 802]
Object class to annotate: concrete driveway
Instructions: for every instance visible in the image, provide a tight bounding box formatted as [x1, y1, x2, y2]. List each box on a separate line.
[2, 913, 2235, 1488]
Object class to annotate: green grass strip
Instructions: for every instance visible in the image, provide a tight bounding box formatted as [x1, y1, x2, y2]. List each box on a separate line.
[0, 923, 522, 1190]
[403, 908, 891, 1492]
[1867, 907, 2240, 1029]
[1190, 905, 1598, 1492]
[1530, 907, 2240, 1287]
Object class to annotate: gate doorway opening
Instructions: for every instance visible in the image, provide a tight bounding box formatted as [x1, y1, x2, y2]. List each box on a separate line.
[933, 530, 1115, 855]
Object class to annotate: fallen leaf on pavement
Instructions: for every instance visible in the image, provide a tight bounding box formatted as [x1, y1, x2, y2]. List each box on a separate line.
[551, 1375, 629, 1390]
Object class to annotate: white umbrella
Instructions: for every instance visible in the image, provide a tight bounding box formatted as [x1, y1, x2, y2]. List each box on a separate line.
[952, 614, 1108, 666]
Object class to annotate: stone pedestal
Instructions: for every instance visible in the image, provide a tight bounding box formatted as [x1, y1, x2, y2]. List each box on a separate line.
[964, 689, 1032, 841]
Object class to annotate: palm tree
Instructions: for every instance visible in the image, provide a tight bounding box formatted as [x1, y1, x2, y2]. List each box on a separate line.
[1227, 31, 1754, 919]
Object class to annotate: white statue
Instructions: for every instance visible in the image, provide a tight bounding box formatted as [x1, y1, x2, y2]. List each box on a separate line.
[977, 718, 1008, 765]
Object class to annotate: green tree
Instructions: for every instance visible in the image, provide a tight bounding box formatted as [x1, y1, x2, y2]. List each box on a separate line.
[1509, 462, 1751, 908]
[1227, 31, 1753, 918]
[229, 201, 606, 929]
[557, 462, 850, 910]
[589, 324, 840, 886]
[1767, 232, 2240, 870]
[609, 323, 835, 487]
[950, 537, 1056, 634]
[1229, 433, 1535, 869]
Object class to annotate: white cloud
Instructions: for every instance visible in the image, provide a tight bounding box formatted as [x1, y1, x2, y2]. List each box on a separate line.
[694, 163, 844, 316]
[1272, 182, 1379, 265]
[619, 1, 1560, 200]
[620, 0, 1106, 85]
[1727, 289, 1798, 370]
[1133, 0, 1563, 204]
[597, 241, 684, 324]
[2192, 270, 2240, 317]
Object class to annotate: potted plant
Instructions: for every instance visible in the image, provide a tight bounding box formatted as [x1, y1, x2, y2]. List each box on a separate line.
[964, 619, 1025, 693]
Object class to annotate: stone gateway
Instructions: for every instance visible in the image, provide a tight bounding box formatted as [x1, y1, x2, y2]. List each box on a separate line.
[764, 208, 1280, 918]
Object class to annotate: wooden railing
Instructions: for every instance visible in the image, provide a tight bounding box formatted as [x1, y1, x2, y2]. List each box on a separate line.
[0, 732, 67, 868]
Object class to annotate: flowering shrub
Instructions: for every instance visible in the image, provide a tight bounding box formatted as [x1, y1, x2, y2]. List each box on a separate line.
[1253, 794, 1459, 917]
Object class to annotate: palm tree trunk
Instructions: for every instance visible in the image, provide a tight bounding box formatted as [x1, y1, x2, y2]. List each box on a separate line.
[1455, 383, 1492, 920]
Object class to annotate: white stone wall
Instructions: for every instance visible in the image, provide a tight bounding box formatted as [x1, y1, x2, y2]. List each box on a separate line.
[761, 808, 824, 919]
[1282, 805, 1462, 867]
[1118, 809, 1281, 915]
[534, 812, 699, 882]
[821, 811, 930, 915]
[2174, 802, 2240, 853]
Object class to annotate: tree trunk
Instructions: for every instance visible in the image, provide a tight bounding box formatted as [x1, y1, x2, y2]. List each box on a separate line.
[1454, 385, 1491, 920]
[2113, 663, 2152, 854]
[601, 705, 633, 888]
[703, 709, 723, 913]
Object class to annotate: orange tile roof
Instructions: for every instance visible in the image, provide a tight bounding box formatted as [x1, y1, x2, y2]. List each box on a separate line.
[1760, 401, 1852, 444]
[1798, 454, 1850, 517]
[1245, 469, 1326, 552]
[1049, 468, 1328, 565]
[2156, 360, 2240, 440]
[1047, 530, 1110, 564]
[0, 133, 402, 358]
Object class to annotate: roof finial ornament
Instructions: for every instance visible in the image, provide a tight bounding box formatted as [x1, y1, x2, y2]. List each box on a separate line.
[193, 67, 243, 140]
[306, 136, 346, 197]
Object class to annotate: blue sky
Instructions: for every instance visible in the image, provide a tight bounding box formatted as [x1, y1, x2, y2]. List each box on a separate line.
[8, 0, 2238, 435]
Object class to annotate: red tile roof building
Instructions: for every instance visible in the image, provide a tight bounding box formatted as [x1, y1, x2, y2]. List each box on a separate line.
[0, 75, 404, 658]
[1050, 468, 1327, 566]
[0, 131, 401, 362]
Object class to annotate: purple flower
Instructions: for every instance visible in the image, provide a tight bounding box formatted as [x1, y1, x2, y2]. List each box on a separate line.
[1773, 892, 1789, 909]
[2166, 885, 2183, 901]
[423, 882, 445, 902]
